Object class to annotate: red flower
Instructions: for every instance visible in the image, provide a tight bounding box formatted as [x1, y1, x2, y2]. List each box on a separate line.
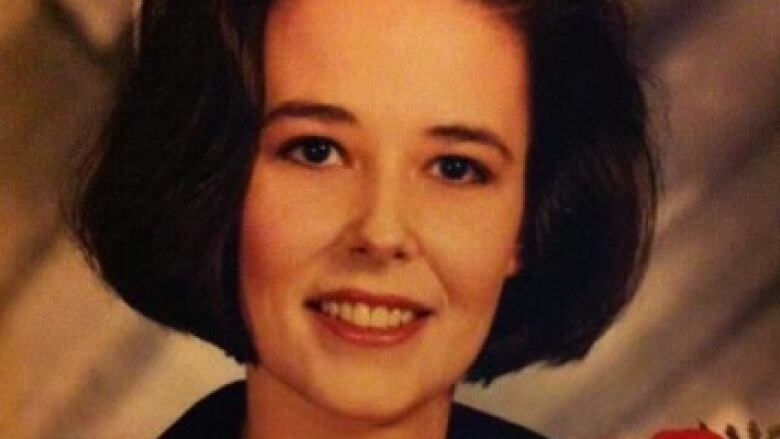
[652, 429, 725, 439]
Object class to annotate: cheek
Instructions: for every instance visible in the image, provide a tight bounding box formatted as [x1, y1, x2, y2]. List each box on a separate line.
[420, 190, 523, 312]
[239, 167, 353, 292]
[239, 168, 342, 352]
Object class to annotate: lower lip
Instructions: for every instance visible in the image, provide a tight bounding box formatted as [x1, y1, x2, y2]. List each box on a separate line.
[311, 311, 428, 347]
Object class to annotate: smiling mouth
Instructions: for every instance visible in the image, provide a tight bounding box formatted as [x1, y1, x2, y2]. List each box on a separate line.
[306, 299, 429, 329]
[306, 293, 433, 348]
[304, 291, 433, 346]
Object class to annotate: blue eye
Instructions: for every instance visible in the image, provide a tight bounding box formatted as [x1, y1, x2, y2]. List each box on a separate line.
[432, 155, 490, 184]
[278, 136, 344, 167]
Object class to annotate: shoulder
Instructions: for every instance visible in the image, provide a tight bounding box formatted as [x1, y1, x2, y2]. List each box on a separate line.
[159, 381, 246, 439]
[448, 402, 549, 439]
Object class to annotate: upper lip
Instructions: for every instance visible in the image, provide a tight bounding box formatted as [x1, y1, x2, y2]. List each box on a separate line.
[306, 288, 433, 314]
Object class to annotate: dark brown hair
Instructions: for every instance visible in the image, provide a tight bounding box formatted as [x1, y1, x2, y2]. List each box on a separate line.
[71, 0, 656, 384]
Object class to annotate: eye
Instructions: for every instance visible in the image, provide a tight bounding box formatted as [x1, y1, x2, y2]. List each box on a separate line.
[278, 136, 345, 167]
[430, 155, 491, 184]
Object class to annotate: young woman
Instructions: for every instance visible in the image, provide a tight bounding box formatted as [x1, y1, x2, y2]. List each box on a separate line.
[72, 0, 656, 437]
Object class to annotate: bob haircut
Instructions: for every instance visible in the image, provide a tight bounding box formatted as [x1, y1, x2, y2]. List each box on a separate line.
[72, 0, 656, 384]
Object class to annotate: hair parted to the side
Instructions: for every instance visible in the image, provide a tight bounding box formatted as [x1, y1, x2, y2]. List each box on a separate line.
[72, 0, 270, 362]
[467, 0, 656, 383]
[70, 0, 656, 384]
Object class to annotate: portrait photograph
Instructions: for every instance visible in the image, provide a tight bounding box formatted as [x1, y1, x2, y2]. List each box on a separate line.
[0, 0, 778, 438]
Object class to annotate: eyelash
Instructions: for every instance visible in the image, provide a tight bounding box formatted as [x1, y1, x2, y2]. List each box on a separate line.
[277, 135, 492, 184]
[429, 155, 492, 184]
[277, 135, 346, 167]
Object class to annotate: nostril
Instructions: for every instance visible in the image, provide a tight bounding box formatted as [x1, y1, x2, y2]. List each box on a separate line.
[349, 241, 412, 262]
[392, 248, 409, 260]
[350, 245, 369, 256]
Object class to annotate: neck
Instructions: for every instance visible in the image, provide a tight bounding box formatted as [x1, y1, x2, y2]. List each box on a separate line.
[244, 366, 453, 439]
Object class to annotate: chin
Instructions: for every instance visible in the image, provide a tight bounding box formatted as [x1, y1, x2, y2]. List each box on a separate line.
[312, 379, 439, 425]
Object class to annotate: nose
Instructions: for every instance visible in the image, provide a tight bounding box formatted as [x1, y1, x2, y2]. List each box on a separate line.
[348, 173, 419, 263]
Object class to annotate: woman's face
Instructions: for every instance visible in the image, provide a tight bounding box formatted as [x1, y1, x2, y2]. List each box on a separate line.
[241, 0, 529, 422]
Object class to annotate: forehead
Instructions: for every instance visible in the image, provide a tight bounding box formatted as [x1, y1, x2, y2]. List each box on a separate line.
[262, 0, 528, 140]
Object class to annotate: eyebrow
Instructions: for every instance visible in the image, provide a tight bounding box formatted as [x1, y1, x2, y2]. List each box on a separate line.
[262, 101, 358, 127]
[262, 100, 512, 160]
[426, 124, 513, 160]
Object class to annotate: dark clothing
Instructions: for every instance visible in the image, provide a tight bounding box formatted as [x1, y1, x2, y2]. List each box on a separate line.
[161, 381, 547, 439]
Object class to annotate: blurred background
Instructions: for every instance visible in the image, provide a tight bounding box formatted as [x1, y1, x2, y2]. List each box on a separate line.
[1, 0, 777, 437]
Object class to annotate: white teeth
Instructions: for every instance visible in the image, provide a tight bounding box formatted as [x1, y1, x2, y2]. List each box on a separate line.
[318, 300, 420, 329]
[323, 301, 339, 317]
[370, 306, 389, 328]
[339, 302, 353, 321]
[354, 303, 371, 327]
[400, 310, 414, 325]
[388, 308, 402, 327]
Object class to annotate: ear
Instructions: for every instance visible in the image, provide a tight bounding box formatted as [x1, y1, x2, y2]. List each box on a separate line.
[504, 243, 521, 277]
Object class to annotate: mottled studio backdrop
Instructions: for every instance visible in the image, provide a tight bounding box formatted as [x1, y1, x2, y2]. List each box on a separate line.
[1, 0, 778, 438]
